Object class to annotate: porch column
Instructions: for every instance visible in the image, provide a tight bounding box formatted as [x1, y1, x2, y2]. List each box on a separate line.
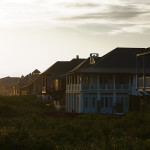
[66, 75, 68, 91]
[71, 75, 72, 84]
[80, 75, 83, 90]
[74, 94, 77, 112]
[136, 55, 138, 89]
[72, 93, 74, 112]
[129, 74, 131, 90]
[113, 93, 117, 113]
[113, 74, 116, 113]
[77, 75, 79, 84]
[66, 93, 67, 112]
[79, 93, 84, 113]
[97, 74, 100, 113]
[113, 74, 116, 90]
[69, 75, 71, 84]
[66, 93, 68, 112]
[143, 55, 145, 89]
[77, 75, 80, 91]
[74, 75, 76, 84]
[97, 74, 100, 90]
[66, 75, 68, 85]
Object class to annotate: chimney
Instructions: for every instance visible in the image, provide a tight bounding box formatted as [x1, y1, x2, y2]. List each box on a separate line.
[76, 55, 79, 59]
[90, 53, 99, 64]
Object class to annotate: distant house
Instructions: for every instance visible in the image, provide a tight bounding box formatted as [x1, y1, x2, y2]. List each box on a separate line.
[136, 47, 150, 94]
[20, 76, 42, 96]
[41, 56, 85, 101]
[0, 77, 20, 96]
[66, 48, 145, 114]
[18, 69, 41, 95]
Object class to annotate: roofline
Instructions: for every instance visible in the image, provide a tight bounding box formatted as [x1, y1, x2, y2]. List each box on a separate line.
[41, 61, 69, 75]
[20, 75, 41, 89]
[136, 51, 150, 56]
[116, 47, 145, 49]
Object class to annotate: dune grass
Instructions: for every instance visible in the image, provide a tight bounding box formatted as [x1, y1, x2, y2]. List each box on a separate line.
[0, 96, 149, 150]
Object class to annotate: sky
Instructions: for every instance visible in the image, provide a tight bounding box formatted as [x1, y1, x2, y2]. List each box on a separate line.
[0, 0, 150, 78]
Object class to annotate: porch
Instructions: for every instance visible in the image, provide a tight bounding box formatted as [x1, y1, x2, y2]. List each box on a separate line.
[66, 83, 130, 92]
[66, 73, 132, 92]
[137, 76, 150, 91]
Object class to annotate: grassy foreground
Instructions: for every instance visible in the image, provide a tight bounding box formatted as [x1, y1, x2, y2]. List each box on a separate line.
[0, 96, 150, 150]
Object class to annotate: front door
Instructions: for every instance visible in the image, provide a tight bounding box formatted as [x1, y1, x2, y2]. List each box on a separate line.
[115, 95, 129, 113]
[99, 96, 113, 113]
[84, 95, 97, 113]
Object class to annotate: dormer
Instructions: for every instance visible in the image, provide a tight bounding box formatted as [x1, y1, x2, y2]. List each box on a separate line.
[32, 69, 41, 75]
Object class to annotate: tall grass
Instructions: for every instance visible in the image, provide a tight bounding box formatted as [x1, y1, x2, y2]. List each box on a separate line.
[0, 96, 149, 150]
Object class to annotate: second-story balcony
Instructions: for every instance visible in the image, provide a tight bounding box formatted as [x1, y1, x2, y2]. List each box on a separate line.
[66, 83, 130, 92]
[137, 76, 150, 91]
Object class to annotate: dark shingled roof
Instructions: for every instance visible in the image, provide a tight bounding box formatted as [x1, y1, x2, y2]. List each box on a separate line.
[20, 75, 41, 89]
[19, 73, 39, 85]
[68, 56, 101, 74]
[136, 47, 150, 56]
[32, 69, 40, 74]
[78, 47, 145, 73]
[42, 58, 85, 79]
[0, 77, 20, 86]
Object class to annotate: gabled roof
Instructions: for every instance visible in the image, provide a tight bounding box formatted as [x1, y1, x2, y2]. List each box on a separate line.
[42, 58, 85, 79]
[32, 69, 40, 74]
[68, 56, 101, 74]
[0, 77, 20, 86]
[20, 75, 42, 89]
[136, 47, 150, 56]
[19, 71, 40, 85]
[42, 61, 69, 75]
[78, 47, 145, 73]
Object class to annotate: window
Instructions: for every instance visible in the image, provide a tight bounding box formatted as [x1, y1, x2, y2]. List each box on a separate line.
[85, 97, 88, 108]
[101, 97, 104, 107]
[92, 97, 95, 107]
[124, 97, 128, 107]
[101, 95, 113, 108]
[105, 97, 108, 108]
[109, 97, 113, 108]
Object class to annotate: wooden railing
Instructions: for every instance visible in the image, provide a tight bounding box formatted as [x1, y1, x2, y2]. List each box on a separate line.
[137, 76, 150, 89]
[145, 76, 150, 88]
[66, 83, 130, 91]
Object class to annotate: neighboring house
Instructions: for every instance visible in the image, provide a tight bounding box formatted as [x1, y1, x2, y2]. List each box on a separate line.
[41, 56, 85, 101]
[20, 75, 42, 96]
[0, 77, 20, 96]
[66, 48, 145, 114]
[136, 47, 150, 94]
[18, 69, 41, 95]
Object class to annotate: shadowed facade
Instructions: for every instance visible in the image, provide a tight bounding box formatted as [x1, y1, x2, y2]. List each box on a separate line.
[66, 48, 145, 114]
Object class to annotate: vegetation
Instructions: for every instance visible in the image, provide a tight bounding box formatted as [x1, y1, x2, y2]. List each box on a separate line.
[0, 96, 149, 150]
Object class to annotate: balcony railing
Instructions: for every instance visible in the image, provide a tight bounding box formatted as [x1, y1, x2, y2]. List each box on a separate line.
[115, 84, 129, 89]
[66, 84, 81, 91]
[137, 76, 150, 89]
[66, 83, 130, 92]
[100, 84, 113, 90]
[137, 77, 143, 88]
[82, 84, 98, 90]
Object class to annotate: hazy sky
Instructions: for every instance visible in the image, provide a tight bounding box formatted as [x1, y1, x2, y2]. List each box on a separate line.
[0, 0, 150, 78]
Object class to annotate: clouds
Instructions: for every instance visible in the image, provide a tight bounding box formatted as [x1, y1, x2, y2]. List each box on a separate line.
[0, 0, 150, 34]
[57, 1, 150, 34]
[61, 6, 147, 21]
[0, 0, 150, 78]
